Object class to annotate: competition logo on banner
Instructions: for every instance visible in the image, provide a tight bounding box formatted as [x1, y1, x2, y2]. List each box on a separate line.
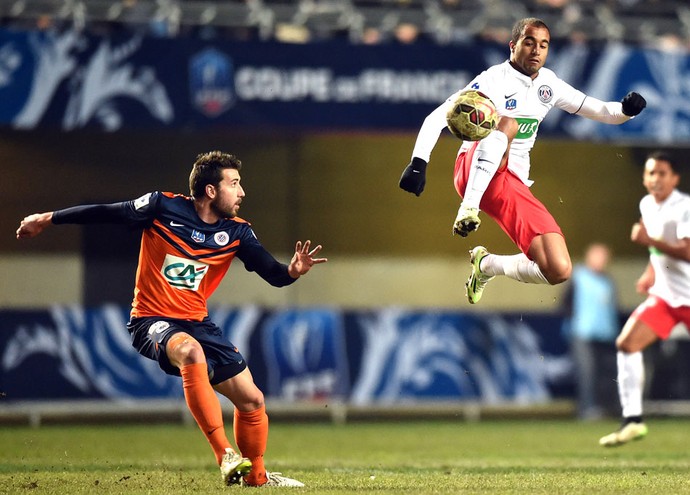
[262, 309, 349, 401]
[189, 47, 235, 117]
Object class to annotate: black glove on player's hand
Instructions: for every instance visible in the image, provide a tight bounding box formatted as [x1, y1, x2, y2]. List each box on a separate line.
[621, 92, 646, 117]
[399, 157, 428, 197]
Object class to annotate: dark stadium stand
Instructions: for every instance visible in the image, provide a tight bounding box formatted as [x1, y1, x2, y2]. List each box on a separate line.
[0, 0, 687, 46]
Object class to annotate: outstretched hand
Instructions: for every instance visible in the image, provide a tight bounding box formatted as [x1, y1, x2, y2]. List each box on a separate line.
[288, 240, 327, 278]
[16, 212, 53, 239]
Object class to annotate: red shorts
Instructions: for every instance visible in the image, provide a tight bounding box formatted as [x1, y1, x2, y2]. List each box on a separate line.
[630, 295, 690, 339]
[453, 142, 563, 255]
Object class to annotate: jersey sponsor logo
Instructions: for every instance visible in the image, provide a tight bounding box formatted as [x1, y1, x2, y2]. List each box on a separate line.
[649, 246, 663, 256]
[161, 254, 209, 290]
[170, 221, 184, 227]
[505, 98, 516, 110]
[214, 231, 230, 246]
[471, 82, 479, 89]
[515, 118, 539, 139]
[538, 85, 553, 103]
[191, 229, 206, 243]
[134, 193, 152, 210]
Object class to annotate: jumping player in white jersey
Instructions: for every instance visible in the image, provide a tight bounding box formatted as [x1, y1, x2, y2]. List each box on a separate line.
[600, 151, 690, 447]
[399, 17, 647, 304]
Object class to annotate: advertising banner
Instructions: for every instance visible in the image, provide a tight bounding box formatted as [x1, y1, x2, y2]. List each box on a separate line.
[0, 28, 686, 141]
[0, 305, 572, 404]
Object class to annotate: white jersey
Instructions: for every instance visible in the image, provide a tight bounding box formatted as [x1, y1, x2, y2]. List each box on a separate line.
[411, 60, 630, 186]
[640, 189, 690, 307]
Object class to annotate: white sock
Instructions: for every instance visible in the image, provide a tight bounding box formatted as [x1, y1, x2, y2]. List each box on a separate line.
[617, 351, 644, 418]
[462, 131, 509, 209]
[481, 253, 550, 284]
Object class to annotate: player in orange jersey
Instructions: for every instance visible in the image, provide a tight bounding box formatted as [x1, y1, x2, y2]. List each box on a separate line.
[16, 151, 327, 488]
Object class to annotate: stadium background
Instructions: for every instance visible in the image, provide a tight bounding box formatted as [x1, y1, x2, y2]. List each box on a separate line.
[1, 0, 690, 422]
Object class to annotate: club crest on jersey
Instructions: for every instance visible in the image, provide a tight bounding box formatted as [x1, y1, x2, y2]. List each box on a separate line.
[538, 85, 553, 103]
[214, 231, 230, 246]
[191, 229, 206, 243]
[505, 98, 517, 110]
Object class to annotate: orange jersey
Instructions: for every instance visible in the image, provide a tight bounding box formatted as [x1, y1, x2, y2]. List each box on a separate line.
[50, 191, 296, 321]
[128, 192, 296, 320]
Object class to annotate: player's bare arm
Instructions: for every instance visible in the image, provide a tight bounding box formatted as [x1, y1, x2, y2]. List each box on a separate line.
[635, 262, 655, 295]
[645, 236, 690, 262]
[630, 220, 649, 245]
[632, 220, 690, 262]
[16, 212, 53, 239]
[288, 240, 328, 278]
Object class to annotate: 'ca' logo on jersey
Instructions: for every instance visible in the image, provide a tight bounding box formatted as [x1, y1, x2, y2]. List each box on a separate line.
[161, 254, 209, 290]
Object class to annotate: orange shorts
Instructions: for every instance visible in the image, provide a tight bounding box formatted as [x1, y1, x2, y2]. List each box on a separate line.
[453, 141, 563, 256]
[630, 295, 690, 339]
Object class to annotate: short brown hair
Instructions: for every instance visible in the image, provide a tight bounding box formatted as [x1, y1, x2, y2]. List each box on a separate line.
[189, 151, 242, 199]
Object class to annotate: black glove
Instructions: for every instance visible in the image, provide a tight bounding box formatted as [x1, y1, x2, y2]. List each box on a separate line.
[621, 92, 646, 117]
[399, 157, 428, 196]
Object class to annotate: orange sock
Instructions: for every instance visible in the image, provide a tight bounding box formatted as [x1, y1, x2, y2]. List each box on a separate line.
[180, 362, 232, 465]
[234, 406, 269, 485]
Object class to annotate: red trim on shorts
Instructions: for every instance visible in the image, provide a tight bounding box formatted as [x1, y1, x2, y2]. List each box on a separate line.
[453, 146, 563, 256]
[630, 295, 690, 340]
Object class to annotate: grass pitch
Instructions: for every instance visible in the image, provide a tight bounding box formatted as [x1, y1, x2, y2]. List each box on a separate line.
[1, 418, 689, 494]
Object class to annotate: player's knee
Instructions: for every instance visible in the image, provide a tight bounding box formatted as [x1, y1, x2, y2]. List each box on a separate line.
[237, 388, 265, 411]
[542, 257, 572, 285]
[248, 389, 265, 410]
[616, 336, 637, 353]
[166, 333, 205, 366]
[497, 116, 518, 141]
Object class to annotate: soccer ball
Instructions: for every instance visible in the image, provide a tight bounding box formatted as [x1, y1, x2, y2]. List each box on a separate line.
[446, 90, 498, 141]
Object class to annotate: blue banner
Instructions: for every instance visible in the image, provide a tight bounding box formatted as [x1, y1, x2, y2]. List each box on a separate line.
[0, 27, 687, 140]
[0, 305, 572, 404]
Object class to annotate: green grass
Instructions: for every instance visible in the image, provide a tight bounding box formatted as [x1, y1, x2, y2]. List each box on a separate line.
[1, 419, 690, 494]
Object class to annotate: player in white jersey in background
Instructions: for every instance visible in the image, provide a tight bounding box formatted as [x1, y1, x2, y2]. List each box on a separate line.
[600, 151, 690, 447]
[399, 17, 647, 304]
